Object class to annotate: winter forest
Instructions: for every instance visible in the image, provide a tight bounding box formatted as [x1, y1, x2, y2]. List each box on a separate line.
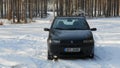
[0, 0, 120, 23]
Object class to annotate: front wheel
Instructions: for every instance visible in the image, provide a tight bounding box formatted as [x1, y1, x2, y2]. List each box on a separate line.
[89, 48, 94, 59]
[89, 53, 94, 59]
[48, 51, 53, 60]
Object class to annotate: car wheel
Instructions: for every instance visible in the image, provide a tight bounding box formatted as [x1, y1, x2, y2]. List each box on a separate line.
[48, 51, 53, 60]
[89, 53, 94, 59]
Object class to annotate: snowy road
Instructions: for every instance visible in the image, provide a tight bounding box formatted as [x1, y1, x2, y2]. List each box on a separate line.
[0, 13, 120, 68]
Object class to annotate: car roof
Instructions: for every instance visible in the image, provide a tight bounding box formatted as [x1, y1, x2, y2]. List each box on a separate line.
[55, 16, 86, 19]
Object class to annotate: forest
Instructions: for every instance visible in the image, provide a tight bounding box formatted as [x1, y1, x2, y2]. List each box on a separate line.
[52, 0, 120, 17]
[0, 0, 47, 23]
[0, 0, 120, 23]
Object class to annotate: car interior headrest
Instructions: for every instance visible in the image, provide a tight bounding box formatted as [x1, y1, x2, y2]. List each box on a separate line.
[73, 21, 80, 26]
[58, 21, 65, 26]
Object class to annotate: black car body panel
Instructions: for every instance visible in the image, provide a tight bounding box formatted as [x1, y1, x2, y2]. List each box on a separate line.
[45, 17, 96, 59]
[51, 30, 93, 40]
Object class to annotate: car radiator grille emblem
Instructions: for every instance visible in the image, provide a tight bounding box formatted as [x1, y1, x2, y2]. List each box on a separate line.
[71, 41, 73, 43]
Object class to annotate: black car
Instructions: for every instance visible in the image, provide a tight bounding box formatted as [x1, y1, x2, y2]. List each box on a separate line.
[44, 16, 97, 60]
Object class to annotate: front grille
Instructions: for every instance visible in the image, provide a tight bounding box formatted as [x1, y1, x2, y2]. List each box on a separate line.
[61, 40, 83, 44]
[60, 44, 80, 47]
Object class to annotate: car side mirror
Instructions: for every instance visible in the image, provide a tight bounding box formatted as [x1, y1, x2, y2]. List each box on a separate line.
[44, 28, 50, 31]
[91, 28, 97, 31]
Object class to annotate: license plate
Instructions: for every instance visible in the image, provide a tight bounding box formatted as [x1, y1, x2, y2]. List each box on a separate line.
[64, 48, 80, 52]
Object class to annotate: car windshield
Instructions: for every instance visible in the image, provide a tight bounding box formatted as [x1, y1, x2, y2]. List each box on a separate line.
[52, 17, 89, 30]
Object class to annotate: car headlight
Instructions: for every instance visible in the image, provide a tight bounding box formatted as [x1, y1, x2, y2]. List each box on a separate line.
[83, 40, 94, 43]
[48, 39, 60, 43]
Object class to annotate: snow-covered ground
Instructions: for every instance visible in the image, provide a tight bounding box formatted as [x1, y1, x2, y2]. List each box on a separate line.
[0, 12, 120, 68]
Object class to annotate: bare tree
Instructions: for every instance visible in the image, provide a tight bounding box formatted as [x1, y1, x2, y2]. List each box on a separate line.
[53, 0, 120, 17]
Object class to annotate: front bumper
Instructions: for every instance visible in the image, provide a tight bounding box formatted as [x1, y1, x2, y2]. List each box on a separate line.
[48, 43, 94, 58]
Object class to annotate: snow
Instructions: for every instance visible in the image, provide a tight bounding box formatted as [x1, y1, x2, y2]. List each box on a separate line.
[0, 12, 120, 68]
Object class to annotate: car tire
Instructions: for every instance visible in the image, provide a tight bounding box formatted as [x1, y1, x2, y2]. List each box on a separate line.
[89, 48, 94, 59]
[48, 51, 53, 60]
[89, 53, 94, 59]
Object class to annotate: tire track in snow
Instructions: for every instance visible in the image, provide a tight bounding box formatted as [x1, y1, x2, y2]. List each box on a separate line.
[93, 45, 114, 68]
[59, 60, 83, 68]
[92, 33, 114, 68]
[59, 59, 101, 68]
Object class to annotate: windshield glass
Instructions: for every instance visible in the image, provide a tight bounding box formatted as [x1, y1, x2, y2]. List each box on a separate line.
[52, 18, 89, 30]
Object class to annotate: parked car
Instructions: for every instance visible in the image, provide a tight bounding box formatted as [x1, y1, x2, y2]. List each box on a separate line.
[44, 16, 97, 60]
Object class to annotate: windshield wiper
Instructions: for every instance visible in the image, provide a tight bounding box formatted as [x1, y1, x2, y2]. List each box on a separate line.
[66, 28, 79, 30]
[54, 28, 64, 30]
[54, 28, 85, 30]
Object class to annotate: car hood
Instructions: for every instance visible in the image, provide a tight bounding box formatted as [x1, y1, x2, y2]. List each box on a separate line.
[51, 30, 93, 40]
